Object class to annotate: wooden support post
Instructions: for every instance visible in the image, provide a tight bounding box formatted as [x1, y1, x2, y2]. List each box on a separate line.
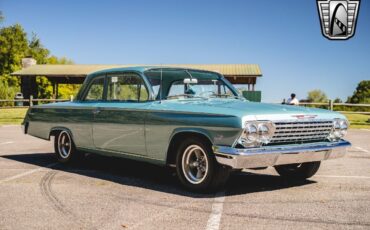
[56, 83, 59, 99]
[52, 80, 56, 99]
[29, 76, 38, 105]
[29, 95, 33, 107]
[21, 76, 31, 106]
[329, 100, 333, 111]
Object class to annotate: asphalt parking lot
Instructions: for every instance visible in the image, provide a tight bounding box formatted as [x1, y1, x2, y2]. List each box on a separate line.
[0, 126, 370, 230]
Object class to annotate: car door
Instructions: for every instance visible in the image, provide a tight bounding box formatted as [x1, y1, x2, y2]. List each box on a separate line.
[73, 75, 106, 148]
[93, 72, 150, 155]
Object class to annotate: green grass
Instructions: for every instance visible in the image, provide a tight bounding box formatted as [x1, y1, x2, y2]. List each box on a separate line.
[0, 108, 28, 125]
[342, 113, 370, 129]
[0, 108, 369, 129]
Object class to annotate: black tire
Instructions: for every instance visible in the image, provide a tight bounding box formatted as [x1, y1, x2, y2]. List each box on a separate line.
[54, 130, 81, 163]
[274, 161, 321, 180]
[175, 137, 230, 192]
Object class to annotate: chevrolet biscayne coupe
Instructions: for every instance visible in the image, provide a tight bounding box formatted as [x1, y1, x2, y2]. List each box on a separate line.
[23, 67, 351, 191]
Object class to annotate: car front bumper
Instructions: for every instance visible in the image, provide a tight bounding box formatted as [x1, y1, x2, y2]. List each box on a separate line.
[213, 140, 351, 169]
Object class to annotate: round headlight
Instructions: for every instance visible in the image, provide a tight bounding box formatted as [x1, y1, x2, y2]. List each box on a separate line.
[328, 119, 349, 141]
[333, 119, 342, 138]
[239, 121, 276, 147]
[258, 123, 274, 144]
[245, 123, 258, 143]
[334, 120, 341, 130]
[340, 120, 348, 130]
[339, 119, 349, 137]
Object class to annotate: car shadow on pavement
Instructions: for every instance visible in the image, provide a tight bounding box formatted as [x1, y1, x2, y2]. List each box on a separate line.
[2, 152, 316, 197]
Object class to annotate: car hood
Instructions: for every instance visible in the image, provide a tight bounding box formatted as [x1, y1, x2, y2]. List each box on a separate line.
[155, 98, 346, 121]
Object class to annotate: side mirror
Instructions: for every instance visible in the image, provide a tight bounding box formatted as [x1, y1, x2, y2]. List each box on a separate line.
[183, 78, 198, 84]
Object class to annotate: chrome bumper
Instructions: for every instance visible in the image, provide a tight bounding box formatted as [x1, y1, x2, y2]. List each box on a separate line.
[213, 140, 351, 169]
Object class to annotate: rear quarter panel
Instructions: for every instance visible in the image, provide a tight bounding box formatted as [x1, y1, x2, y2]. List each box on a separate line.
[25, 102, 94, 148]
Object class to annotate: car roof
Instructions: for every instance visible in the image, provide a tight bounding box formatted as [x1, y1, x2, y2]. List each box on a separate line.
[78, 66, 230, 101]
[88, 66, 218, 77]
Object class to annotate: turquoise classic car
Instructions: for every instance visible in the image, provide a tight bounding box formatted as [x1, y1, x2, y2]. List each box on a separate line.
[23, 67, 351, 191]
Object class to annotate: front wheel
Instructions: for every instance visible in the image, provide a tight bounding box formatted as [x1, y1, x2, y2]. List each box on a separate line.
[54, 130, 80, 163]
[274, 161, 321, 180]
[175, 138, 230, 192]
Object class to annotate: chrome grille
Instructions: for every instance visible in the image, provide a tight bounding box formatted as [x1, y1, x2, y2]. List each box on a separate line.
[270, 120, 333, 144]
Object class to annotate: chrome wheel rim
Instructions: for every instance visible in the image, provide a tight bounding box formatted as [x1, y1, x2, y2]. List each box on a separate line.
[182, 145, 209, 184]
[58, 131, 72, 159]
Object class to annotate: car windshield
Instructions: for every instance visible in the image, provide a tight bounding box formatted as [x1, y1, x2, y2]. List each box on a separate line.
[144, 69, 240, 100]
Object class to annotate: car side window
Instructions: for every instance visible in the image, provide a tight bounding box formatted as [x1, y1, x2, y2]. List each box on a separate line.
[107, 73, 149, 102]
[84, 77, 105, 101]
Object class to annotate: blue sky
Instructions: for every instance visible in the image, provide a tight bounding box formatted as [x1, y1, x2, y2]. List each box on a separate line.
[1, 0, 369, 102]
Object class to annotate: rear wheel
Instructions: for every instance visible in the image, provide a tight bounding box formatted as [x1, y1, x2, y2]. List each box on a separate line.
[274, 161, 321, 180]
[175, 138, 230, 192]
[54, 130, 80, 163]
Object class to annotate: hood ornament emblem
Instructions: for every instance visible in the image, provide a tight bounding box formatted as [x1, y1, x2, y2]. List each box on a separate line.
[291, 115, 318, 119]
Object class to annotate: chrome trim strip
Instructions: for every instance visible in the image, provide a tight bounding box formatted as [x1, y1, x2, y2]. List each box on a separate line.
[272, 134, 329, 139]
[275, 122, 333, 127]
[274, 120, 333, 124]
[275, 130, 331, 134]
[275, 127, 332, 132]
[215, 140, 350, 155]
[32, 105, 235, 117]
[273, 119, 334, 123]
[213, 140, 350, 169]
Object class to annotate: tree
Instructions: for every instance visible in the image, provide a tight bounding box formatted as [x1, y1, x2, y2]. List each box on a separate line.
[0, 80, 18, 106]
[28, 33, 50, 64]
[47, 55, 74, 65]
[45, 56, 78, 99]
[0, 11, 4, 23]
[333, 98, 342, 103]
[26, 34, 52, 98]
[307, 89, 328, 102]
[0, 24, 29, 86]
[347, 80, 370, 104]
[0, 23, 75, 101]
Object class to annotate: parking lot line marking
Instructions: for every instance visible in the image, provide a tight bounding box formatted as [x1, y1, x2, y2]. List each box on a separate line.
[128, 199, 195, 230]
[355, 146, 369, 153]
[0, 162, 58, 184]
[0, 141, 13, 146]
[206, 191, 225, 230]
[315, 175, 370, 179]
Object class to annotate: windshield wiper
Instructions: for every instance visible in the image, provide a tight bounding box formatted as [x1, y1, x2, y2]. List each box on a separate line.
[166, 94, 207, 99]
[210, 93, 243, 99]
